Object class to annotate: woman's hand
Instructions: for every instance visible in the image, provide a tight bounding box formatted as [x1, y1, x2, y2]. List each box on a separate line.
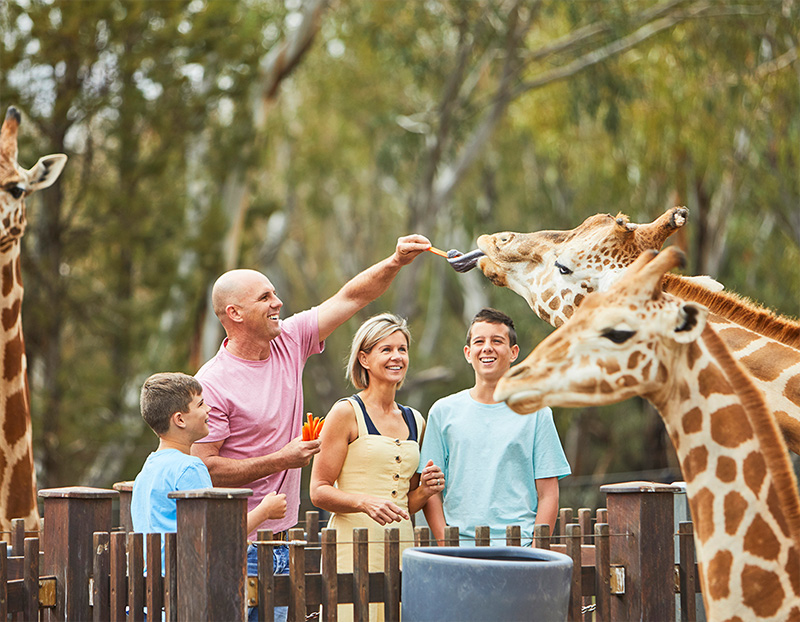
[359, 495, 410, 526]
[419, 459, 445, 495]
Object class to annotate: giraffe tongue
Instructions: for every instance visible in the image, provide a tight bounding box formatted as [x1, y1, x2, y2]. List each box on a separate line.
[446, 249, 485, 273]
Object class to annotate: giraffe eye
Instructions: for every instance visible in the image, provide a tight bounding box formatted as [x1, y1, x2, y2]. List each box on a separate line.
[555, 261, 573, 276]
[601, 328, 636, 344]
[6, 185, 24, 199]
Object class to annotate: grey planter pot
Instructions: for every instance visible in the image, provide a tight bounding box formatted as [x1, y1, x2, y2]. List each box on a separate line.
[402, 546, 573, 622]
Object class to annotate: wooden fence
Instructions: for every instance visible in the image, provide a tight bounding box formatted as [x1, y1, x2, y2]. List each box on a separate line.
[1, 481, 703, 621]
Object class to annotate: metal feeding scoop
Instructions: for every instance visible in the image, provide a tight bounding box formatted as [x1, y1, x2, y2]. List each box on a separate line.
[428, 246, 485, 273]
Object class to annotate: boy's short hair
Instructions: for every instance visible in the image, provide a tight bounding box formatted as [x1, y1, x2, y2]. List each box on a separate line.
[140, 372, 203, 436]
[466, 308, 517, 347]
[346, 313, 411, 390]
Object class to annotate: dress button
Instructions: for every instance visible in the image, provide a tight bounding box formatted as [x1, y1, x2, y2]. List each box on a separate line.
[391, 490, 397, 497]
[395, 456, 401, 463]
[394, 439, 401, 446]
[393, 473, 400, 480]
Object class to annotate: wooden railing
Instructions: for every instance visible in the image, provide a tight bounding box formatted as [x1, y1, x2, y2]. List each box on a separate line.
[0, 481, 703, 621]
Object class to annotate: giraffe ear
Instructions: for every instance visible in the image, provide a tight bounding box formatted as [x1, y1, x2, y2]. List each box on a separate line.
[671, 302, 708, 344]
[26, 154, 67, 191]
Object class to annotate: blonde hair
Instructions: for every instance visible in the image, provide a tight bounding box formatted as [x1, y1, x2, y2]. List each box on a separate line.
[346, 313, 411, 390]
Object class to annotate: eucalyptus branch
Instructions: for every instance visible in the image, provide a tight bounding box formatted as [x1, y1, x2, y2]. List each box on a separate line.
[513, 1, 715, 97]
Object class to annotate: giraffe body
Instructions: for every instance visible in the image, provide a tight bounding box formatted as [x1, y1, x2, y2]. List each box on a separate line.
[0, 106, 67, 536]
[494, 248, 800, 621]
[471, 207, 800, 454]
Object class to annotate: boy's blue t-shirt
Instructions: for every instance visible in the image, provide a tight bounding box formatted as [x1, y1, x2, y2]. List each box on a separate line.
[131, 448, 213, 571]
[419, 389, 571, 545]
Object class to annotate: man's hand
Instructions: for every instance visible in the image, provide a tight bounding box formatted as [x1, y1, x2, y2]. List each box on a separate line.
[393, 234, 431, 266]
[275, 436, 321, 469]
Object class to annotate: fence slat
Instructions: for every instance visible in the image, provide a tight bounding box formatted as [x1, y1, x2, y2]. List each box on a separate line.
[128, 532, 145, 621]
[321, 529, 338, 622]
[594, 523, 611, 622]
[475, 526, 490, 547]
[413, 526, 430, 547]
[444, 526, 459, 547]
[505, 525, 521, 547]
[11, 519, 24, 559]
[92, 532, 110, 622]
[578, 508, 592, 545]
[164, 532, 177, 622]
[566, 524, 582, 622]
[678, 522, 697, 622]
[0, 542, 7, 620]
[306, 511, 320, 545]
[23, 538, 38, 622]
[534, 524, 550, 550]
[352, 528, 369, 621]
[383, 528, 400, 622]
[146, 533, 163, 621]
[257, 529, 275, 622]
[109, 532, 127, 622]
[289, 528, 306, 621]
[559, 508, 573, 544]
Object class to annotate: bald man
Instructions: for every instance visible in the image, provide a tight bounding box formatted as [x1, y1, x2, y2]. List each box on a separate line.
[192, 235, 430, 616]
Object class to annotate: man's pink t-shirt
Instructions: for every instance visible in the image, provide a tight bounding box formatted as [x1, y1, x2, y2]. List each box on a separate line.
[195, 308, 324, 537]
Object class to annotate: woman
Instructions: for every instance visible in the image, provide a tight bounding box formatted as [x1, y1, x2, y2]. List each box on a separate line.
[310, 313, 444, 621]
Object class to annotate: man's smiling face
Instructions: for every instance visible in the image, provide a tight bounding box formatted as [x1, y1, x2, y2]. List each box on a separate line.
[464, 321, 520, 384]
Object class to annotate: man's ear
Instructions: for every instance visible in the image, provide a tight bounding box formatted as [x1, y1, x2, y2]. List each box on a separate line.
[463, 344, 471, 363]
[225, 304, 239, 322]
[671, 302, 708, 344]
[510, 344, 520, 362]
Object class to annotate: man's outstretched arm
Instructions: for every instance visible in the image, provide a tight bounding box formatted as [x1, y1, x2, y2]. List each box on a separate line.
[316, 234, 431, 341]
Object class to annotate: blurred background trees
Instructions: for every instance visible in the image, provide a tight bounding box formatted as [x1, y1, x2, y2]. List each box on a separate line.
[2, 0, 799, 511]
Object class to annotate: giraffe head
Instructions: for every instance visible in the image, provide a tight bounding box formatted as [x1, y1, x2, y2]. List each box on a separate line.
[475, 206, 688, 327]
[494, 246, 707, 413]
[0, 106, 67, 250]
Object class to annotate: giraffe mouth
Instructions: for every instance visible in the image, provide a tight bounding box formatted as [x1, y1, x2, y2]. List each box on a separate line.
[446, 249, 485, 273]
[494, 386, 544, 414]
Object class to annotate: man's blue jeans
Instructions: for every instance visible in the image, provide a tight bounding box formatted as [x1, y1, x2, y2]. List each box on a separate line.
[247, 543, 289, 622]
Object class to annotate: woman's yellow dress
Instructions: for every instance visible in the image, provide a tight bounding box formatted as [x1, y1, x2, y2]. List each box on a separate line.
[326, 396, 424, 621]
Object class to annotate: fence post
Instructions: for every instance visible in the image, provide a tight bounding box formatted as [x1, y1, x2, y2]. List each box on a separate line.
[169, 487, 250, 622]
[600, 481, 681, 622]
[112, 481, 134, 532]
[39, 486, 118, 622]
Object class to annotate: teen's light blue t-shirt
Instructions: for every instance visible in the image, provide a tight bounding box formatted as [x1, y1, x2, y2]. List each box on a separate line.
[419, 389, 570, 545]
[132, 448, 213, 572]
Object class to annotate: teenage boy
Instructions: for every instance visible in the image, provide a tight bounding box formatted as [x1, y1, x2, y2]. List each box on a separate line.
[132, 372, 287, 573]
[419, 308, 570, 545]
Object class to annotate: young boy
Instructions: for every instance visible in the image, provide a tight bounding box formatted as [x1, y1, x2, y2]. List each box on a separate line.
[132, 372, 287, 572]
[419, 308, 570, 545]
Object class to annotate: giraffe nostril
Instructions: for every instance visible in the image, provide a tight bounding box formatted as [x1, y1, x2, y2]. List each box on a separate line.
[505, 365, 527, 379]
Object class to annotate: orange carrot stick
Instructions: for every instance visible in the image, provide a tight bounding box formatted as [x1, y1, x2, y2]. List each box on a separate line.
[427, 246, 448, 258]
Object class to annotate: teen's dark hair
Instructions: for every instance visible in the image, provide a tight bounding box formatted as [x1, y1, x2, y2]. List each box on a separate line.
[466, 308, 517, 347]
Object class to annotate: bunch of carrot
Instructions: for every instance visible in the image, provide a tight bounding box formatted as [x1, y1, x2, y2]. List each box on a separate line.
[302, 412, 324, 441]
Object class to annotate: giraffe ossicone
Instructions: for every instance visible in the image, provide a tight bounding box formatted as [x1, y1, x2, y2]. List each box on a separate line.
[495, 247, 800, 621]
[0, 105, 67, 539]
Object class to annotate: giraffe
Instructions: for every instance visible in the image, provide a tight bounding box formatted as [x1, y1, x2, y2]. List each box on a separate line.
[494, 247, 800, 622]
[0, 106, 67, 538]
[450, 207, 800, 454]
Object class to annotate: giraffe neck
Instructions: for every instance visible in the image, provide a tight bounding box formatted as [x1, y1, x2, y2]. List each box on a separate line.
[654, 326, 800, 621]
[663, 273, 800, 348]
[663, 274, 800, 455]
[0, 243, 38, 535]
